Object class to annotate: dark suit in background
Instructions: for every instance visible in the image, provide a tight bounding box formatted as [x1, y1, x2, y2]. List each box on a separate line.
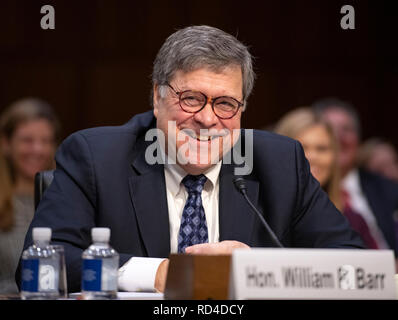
[358, 168, 398, 255]
[16, 111, 364, 292]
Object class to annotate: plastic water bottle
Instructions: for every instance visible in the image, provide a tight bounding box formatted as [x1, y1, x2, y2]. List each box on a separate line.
[81, 228, 119, 299]
[20, 228, 60, 299]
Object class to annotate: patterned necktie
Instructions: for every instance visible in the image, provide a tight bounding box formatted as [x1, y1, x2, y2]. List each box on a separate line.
[341, 189, 379, 249]
[177, 174, 208, 253]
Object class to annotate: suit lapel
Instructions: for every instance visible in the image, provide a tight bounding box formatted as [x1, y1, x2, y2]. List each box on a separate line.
[218, 163, 259, 245]
[128, 126, 261, 254]
[128, 137, 170, 258]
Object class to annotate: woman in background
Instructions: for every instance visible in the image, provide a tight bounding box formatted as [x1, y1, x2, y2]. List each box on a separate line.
[0, 98, 60, 294]
[274, 107, 342, 211]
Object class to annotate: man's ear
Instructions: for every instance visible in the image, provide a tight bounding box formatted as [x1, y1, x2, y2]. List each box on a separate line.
[153, 84, 159, 118]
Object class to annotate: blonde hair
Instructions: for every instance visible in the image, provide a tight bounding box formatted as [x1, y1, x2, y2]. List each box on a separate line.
[274, 107, 342, 211]
[0, 98, 60, 231]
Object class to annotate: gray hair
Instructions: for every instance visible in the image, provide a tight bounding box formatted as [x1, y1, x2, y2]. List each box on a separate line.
[152, 25, 255, 106]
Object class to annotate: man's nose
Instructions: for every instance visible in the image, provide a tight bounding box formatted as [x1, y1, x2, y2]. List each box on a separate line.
[193, 102, 219, 127]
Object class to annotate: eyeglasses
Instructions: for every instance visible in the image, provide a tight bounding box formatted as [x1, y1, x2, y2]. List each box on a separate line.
[166, 83, 244, 119]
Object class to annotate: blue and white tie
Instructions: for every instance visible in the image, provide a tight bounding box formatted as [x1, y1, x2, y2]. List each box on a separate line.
[177, 174, 208, 253]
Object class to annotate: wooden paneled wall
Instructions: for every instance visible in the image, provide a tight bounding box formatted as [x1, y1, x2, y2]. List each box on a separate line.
[0, 0, 397, 146]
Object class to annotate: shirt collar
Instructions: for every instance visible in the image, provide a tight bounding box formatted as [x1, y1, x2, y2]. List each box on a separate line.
[342, 168, 360, 193]
[164, 162, 222, 197]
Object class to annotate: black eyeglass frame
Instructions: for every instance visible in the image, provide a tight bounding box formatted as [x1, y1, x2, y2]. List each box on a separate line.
[166, 83, 244, 120]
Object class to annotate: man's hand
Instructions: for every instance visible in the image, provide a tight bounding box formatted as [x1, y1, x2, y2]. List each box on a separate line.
[154, 258, 169, 293]
[185, 240, 250, 255]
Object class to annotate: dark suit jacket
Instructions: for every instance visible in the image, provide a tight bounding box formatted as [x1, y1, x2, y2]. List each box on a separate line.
[17, 111, 364, 292]
[358, 168, 398, 255]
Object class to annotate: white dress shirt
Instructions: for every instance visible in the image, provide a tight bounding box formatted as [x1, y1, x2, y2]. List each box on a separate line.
[342, 169, 389, 249]
[165, 161, 221, 253]
[118, 162, 221, 292]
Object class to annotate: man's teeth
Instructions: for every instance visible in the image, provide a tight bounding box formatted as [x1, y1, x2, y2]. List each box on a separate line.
[197, 135, 211, 141]
[185, 132, 209, 141]
[183, 130, 225, 141]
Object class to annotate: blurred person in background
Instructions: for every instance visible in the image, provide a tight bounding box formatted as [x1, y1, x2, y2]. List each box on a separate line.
[273, 107, 342, 211]
[0, 98, 60, 294]
[358, 138, 398, 183]
[313, 98, 398, 270]
[359, 138, 398, 250]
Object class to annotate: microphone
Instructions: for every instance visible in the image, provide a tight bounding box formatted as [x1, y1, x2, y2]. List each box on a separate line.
[233, 176, 284, 248]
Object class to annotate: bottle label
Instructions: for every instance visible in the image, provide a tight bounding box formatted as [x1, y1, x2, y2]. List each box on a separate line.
[82, 259, 102, 291]
[21, 259, 39, 292]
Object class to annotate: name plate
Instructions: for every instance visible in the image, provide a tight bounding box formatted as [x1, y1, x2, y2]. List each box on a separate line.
[229, 248, 396, 300]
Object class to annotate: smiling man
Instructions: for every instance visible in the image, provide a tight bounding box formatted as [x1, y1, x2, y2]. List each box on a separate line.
[153, 67, 242, 174]
[17, 26, 364, 294]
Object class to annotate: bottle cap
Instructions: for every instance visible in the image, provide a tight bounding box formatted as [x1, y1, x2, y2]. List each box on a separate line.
[91, 227, 110, 243]
[32, 227, 52, 242]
